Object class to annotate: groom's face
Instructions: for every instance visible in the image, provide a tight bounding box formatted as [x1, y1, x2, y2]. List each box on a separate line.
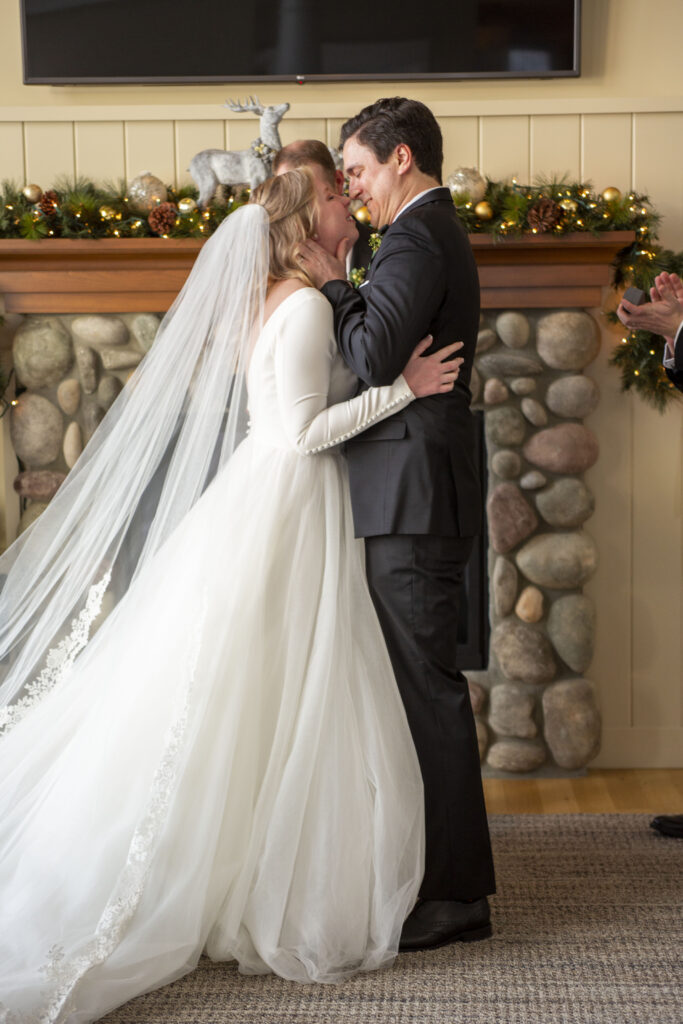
[343, 136, 399, 229]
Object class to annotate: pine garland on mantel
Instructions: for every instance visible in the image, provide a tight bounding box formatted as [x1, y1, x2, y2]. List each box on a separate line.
[1, 174, 680, 410]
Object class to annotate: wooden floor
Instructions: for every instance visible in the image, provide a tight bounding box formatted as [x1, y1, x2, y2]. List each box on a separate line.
[482, 769, 683, 814]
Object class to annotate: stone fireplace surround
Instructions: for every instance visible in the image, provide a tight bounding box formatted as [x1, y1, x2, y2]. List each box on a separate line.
[0, 232, 633, 777]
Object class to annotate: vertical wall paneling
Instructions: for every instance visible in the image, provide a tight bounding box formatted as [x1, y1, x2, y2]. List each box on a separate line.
[441, 117, 479, 179]
[278, 118, 326, 150]
[530, 115, 581, 182]
[74, 122, 125, 185]
[633, 112, 683, 249]
[124, 121, 175, 186]
[24, 121, 75, 185]
[175, 121, 224, 187]
[0, 122, 25, 184]
[584, 318, 634, 735]
[581, 113, 632, 193]
[479, 116, 530, 184]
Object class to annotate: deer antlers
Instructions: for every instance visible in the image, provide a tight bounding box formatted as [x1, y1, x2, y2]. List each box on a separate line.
[224, 96, 264, 114]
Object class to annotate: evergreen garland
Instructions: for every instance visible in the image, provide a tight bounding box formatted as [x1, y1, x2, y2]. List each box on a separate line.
[1, 174, 680, 409]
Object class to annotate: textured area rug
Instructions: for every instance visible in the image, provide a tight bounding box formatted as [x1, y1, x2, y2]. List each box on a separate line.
[101, 815, 682, 1024]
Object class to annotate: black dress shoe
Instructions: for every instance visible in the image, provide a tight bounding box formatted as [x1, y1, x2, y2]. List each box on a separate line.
[399, 897, 492, 952]
[650, 813, 683, 838]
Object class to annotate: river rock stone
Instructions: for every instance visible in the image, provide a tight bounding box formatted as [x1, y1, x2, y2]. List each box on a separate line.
[537, 311, 599, 370]
[13, 469, 66, 501]
[516, 585, 544, 623]
[490, 684, 537, 738]
[547, 595, 596, 672]
[536, 478, 595, 527]
[491, 618, 555, 684]
[546, 375, 600, 419]
[491, 449, 521, 479]
[523, 423, 599, 474]
[18, 501, 49, 535]
[10, 393, 62, 466]
[75, 344, 98, 393]
[521, 397, 548, 427]
[476, 328, 497, 353]
[468, 679, 487, 715]
[63, 421, 83, 469]
[486, 407, 526, 447]
[477, 352, 544, 377]
[12, 317, 73, 390]
[131, 313, 160, 353]
[475, 717, 489, 760]
[492, 556, 518, 617]
[543, 678, 601, 769]
[516, 532, 598, 589]
[470, 364, 481, 403]
[57, 378, 81, 416]
[496, 311, 530, 349]
[71, 315, 129, 347]
[99, 347, 143, 372]
[510, 377, 537, 396]
[487, 483, 538, 554]
[82, 399, 105, 442]
[483, 378, 509, 405]
[487, 738, 546, 773]
[97, 375, 122, 411]
[520, 470, 547, 490]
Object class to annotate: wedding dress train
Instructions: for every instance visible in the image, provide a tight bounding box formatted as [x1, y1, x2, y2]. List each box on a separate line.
[0, 287, 424, 1023]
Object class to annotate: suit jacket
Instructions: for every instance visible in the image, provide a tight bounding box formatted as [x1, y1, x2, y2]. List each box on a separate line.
[665, 326, 683, 391]
[321, 187, 481, 539]
[349, 221, 374, 276]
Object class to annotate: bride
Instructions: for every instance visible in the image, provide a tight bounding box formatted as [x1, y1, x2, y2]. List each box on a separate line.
[0, 169, 463, 1022]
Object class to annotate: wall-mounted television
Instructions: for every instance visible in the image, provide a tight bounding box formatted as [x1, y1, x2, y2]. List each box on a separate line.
[21, 0, 580, 85]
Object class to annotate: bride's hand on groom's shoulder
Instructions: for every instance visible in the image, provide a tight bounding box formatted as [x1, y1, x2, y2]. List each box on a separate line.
[403, 338, 464, 398]
[296, 238, 350, 289]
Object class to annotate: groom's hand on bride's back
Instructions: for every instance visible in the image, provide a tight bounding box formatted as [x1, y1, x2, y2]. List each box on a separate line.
[403, 338, 464, 397]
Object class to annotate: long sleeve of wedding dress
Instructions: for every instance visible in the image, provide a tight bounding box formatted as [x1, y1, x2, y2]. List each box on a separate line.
[269, 288, 414, 454]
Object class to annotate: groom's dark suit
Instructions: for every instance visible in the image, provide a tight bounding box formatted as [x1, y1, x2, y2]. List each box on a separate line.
[322, 187, 496, 900]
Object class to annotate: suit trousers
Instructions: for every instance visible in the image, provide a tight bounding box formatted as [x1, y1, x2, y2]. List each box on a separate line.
[364, 533, 496, 900]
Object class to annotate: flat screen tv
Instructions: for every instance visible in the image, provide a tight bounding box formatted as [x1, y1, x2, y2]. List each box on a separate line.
[21, 0, 580, 84]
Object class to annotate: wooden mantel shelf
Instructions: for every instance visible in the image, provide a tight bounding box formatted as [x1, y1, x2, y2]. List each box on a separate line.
[0, 232, 635, 314]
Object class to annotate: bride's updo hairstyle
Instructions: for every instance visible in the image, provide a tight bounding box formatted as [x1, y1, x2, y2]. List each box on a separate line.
[250, 168, 316, 286]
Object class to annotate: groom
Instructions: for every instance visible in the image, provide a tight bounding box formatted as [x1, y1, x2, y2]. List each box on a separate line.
[297, 97, 496, 949]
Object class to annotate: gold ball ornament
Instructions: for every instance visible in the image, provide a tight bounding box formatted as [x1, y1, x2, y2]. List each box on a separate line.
[474, 201, 493, 221]
[178, 197, 197, 215]
[127, 172, 168, 214]
[98, 205, 117, 221]
[447, 167, 487, 204]
[22, 184, 43, 204]
[353, 205, 372, 226]
[602, 186, 622, 203]
[559, 198, 578, 214]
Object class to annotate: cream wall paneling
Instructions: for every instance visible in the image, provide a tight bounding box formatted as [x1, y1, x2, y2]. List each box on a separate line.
[124, 121, 175, 187]
[479, 116, 530, 184]
[0, 122, 24, 183]
[174, 121, 225, 187]
[633, 112, 683, 250]
[581, 114, 632, 195]
[529, 115, 581, 182]
[74, 122, 125, 184]
[24, 121, 75, 185]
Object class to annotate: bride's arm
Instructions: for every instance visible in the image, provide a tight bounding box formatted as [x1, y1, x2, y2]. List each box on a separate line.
[273, 295, 458, 456]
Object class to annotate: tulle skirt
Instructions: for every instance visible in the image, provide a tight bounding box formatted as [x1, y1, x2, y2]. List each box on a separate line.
[0, 438, 424, 1023]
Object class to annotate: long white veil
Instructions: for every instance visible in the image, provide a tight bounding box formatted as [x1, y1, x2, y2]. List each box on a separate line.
[0, 203, 269, 730]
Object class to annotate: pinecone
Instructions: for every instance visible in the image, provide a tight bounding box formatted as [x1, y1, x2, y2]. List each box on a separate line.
[39, 189, 59, 215]
[527, 197, 561, 233]
[148, 201, 178, 235]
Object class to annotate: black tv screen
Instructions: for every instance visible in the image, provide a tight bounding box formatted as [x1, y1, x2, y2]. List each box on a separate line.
[21, 0, 580, 84]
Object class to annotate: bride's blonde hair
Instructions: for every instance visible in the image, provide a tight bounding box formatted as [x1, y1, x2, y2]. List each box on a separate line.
[250, 168, 316, 286]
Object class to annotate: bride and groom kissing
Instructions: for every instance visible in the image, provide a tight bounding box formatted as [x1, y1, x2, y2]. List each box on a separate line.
[0, 97, 494, 1021]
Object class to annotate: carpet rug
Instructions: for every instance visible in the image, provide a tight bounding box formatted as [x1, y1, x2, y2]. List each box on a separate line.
[101, 814, 682, 1024]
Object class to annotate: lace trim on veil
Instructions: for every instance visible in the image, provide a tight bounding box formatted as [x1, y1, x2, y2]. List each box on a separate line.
[0, 596, 207, 1024]
[0, 573, 112, 738]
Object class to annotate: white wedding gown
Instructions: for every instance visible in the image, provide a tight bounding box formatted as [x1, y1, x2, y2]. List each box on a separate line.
[0, 287, 424, 1023]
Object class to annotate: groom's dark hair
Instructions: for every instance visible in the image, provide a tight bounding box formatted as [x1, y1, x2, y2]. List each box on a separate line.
[340, 98, 443, 183]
